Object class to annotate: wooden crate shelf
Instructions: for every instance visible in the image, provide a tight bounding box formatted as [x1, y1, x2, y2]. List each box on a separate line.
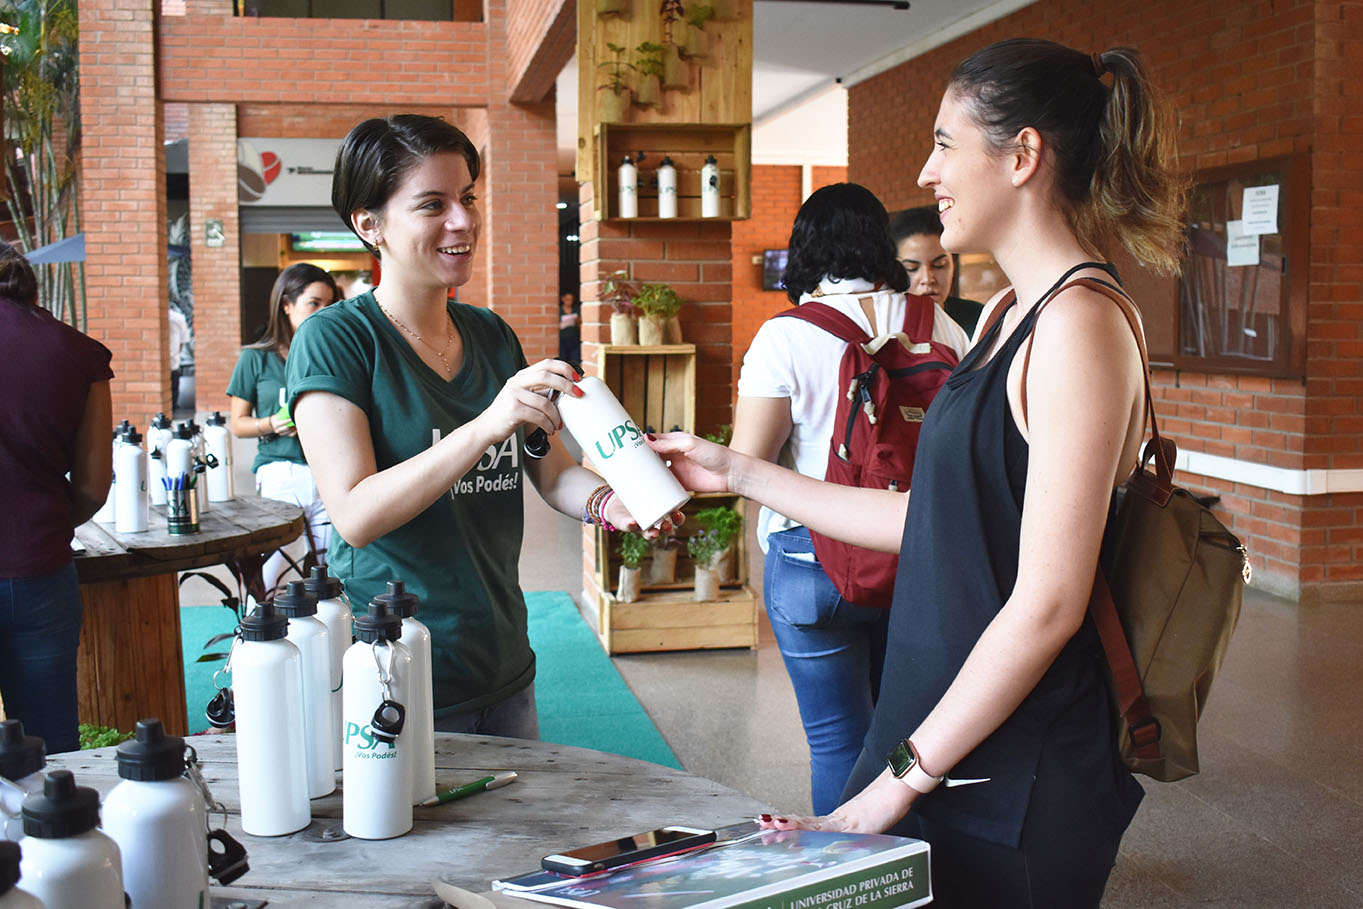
[593, 123, 751, 222]
[596, 344, 695, 435]
[595, 586, 758, 654]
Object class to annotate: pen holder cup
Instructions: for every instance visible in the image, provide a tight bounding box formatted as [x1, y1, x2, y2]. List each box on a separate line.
[167, 485, 200, 535]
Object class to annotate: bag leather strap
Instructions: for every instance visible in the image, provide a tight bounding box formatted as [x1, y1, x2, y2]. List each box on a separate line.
[776, 292, 938, 346]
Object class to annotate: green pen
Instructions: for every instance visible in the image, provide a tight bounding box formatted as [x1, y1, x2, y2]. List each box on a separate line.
[420, 771, 518, 807]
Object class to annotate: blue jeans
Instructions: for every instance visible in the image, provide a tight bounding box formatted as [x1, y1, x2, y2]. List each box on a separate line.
[764, 527, 889, 814]
[0, 562, 84, 754]
[434, 683, 540, 739]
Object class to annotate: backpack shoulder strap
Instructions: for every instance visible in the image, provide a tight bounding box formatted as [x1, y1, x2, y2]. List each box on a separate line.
[775, 301, 871, 343]
[902, 292, 936, 342]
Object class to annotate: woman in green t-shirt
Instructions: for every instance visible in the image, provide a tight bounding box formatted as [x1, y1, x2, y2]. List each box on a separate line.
[227, 262, 339, 597]
[287, 115, 671, 738]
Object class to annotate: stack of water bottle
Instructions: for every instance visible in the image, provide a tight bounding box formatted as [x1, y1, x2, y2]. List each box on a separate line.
[225, 570, 436, 841]
[0, 717, 247, 908]
[94, 411, 235, 536]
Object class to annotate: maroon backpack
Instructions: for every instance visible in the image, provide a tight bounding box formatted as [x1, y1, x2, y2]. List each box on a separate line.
[776, 294, 959, 607]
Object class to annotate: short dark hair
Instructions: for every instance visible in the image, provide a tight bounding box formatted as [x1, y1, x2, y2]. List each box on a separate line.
[249, 262, 339, 353]
[889, 205, 943, 243]
[782, 183, 908, 305]
[0, 241, 39, 307]
[332, 115, 481, 257]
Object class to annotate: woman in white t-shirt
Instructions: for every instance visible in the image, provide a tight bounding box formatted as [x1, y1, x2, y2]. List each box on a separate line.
[731, 183, 968, 813]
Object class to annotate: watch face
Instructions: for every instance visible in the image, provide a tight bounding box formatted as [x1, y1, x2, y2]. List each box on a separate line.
[887, 739, 915, 778]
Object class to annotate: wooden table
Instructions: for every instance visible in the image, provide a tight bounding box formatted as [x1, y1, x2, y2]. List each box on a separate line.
[48, 733, 768, 907]
[71, 496, 304, 737]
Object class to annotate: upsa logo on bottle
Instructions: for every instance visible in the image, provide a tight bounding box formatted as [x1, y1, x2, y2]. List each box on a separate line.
[593, 419, 644, 460]
[344, 722, 397, 757]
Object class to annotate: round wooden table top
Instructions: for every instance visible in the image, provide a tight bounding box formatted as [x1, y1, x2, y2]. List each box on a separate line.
[46, 733, 768, 907]
[72, 494, 305, 583]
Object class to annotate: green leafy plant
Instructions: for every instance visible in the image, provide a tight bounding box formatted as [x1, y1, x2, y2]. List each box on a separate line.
[79, 723, 133, 750]
[632, 282, 683, 319]
[703, 424, 733, 446]
[598, 41, 635, 95]
[634, 41, 664, 78]
[687, 506, 743, 564]
[602, 269, 640, 315]
[617, 531, 652, 568]
[685, 3, 715, 28]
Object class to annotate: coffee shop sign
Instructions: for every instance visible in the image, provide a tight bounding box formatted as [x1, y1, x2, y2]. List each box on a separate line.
[237, 138, 341, 207]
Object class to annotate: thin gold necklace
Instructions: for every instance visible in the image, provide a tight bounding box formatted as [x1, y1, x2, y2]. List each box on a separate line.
[376, 298, 453, 375]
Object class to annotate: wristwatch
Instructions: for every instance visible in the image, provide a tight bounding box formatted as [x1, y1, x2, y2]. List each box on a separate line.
[886, 738, 944, 794]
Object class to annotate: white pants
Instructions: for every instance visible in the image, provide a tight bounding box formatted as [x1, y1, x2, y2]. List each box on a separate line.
[255, 460, 331, 596]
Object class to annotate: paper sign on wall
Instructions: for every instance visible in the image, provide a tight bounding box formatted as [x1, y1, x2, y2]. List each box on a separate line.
[1240, 185, 1279, 235]
[1226, 219, 1260, 268]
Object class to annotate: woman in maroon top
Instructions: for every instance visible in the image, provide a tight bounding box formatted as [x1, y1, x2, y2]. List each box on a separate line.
[0, 242, 113, 753]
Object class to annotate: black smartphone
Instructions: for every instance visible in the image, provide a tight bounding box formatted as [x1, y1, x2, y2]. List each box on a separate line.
[541, 825, 716, 875]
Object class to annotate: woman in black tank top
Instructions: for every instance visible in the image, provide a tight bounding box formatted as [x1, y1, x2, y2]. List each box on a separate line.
[652, 38, 1187, 907]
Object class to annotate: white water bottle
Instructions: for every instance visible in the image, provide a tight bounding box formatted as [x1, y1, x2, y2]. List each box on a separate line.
[100, 719, 209, 909]
[231, 603, 310, 836]
[203, 411, 235, 502]
[657, 156, 677, 219]
[555, 376, 690, 530]
[275, 581, 336, 798]
[113, 427, 149, 534]
[17, 771, 123, 909]
[185, 419, 211, 515]
[618, 155, 638, 219]
[146, 413, 173, 506]
[342, 600, 413, 840]
[0, 721, 45, 842]
[92, 423, 126, 525]
[0, 841, 43, 908]
[701, 154, 720, 217]
[372, 581, 434, 805]
[304, 566, 352, 772]
[164, 425, 195, 493]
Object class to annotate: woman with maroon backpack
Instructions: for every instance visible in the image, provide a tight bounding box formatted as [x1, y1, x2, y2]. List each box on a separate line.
[654, 38, 1185, 905]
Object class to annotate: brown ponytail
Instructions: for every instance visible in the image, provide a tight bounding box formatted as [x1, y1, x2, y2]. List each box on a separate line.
[949, 39, 1187, 275]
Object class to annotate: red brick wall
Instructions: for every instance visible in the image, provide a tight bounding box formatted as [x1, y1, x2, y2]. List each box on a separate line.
[846, 0, 1361, 598]
[187, 103, 241, 417]
[578, 182, 735, 436]
[505, 0, 575, 102]
[729, 164, 848, 391]
[78, 0, 170, 425]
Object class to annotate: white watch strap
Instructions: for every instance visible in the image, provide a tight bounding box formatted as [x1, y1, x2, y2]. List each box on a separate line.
[900, 759, 943, 794]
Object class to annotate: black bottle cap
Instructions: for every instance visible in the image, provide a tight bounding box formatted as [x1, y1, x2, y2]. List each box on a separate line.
[152, 412, 172, 429]
[115, 718, 186, 782]
[0, 720, 45, 781]
[122, 427, 143, 445]
[661, 155, 674, 167]
[0, 840, 20, 896]
[274, 580, 318, 618]
[238, 602, 289, 642]
[21, 770, 101, 839]
[353, 598, 403, 644]
[705, 153, 717, 164]
[206, 411, 227, 426]
[621, 154, 633, 164]
[175, 422, 196, 439]
[372, 579, 420, 619]
[304, 565, 342, 599]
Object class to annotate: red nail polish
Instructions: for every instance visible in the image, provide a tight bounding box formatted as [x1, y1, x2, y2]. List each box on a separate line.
[646, 433, 657, 441]
[759, 813, 772, 822]
[776, 817, 788, 824]
[573, 386, 586, 397]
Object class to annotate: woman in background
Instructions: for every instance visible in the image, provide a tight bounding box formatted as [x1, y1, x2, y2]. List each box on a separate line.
[731, 183, 966, 814]
[227, 262, 339, 597]
[890, 204, 984, 339]
[0, 242, 113, 753]
[654, 38, 1185, 904]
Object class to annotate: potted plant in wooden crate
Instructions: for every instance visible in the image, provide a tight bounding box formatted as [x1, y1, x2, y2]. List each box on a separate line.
[688, 505, 743, 600]
[633, 42, 665, 109]
[616, 531, 651, 603]
[633, 282, 682, 345]
[602, 270, 639, 345]
[598, 43, 634, 122]
[659, 0, 691, 89]
[597, 0, 628, 17]
[645, 535, 680, 586]
[682, 4, 714, 59]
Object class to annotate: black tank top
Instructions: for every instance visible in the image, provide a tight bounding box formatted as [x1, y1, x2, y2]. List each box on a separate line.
[850, 263, 1143, 848]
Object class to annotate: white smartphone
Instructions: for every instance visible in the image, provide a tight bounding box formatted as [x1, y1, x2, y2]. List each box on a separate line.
[541, 825, 716, 875]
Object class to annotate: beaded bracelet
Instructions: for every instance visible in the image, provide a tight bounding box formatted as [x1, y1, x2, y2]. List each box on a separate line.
[582, 484, 618, 532]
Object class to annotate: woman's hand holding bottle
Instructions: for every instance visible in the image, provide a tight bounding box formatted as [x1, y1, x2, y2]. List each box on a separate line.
[476, 359, 582, 446]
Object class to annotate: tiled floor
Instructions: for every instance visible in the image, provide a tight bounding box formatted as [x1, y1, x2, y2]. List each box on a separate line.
[518, 483, 1363, 908]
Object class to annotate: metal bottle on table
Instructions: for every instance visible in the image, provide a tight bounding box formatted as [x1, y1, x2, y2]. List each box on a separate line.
[203, 411, 235, 502]
[91, 422, 129, 525]
[113, 425, 149, 534]
[100, 719, 211, 909]
[275, 581, 336, 798]
[0, 722, 45, 843]
[180, 419, 211, 515]
[146, 412, 174, 506]
[231, 603, 310, 836]
[700, 154, 720, 218]
[618, 154, 638, 219]
[17, 771, 123, 909]
[0, 841, 43, 908]
[342, 599, 413, 840]
[371, 580, 434, 805]
[304, 565, 353, 772]
[657, 156, 678, 219]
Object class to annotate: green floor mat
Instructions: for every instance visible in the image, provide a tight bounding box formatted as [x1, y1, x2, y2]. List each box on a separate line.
[179, 590, 679, 769]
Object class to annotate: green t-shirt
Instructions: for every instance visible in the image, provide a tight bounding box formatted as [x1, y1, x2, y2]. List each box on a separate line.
[286, 292, 534, 715]
[226, 347, 305, 473]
